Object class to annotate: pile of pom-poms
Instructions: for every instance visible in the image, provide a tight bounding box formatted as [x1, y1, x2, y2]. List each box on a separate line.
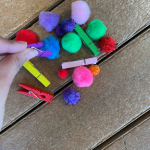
[15, 0, 118, 106]
[63, 88, 80, 105]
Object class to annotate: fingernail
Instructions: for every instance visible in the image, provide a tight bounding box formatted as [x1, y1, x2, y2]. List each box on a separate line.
[26, 49, 38, 60]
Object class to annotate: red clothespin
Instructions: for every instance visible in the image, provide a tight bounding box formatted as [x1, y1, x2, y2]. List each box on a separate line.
[17, 83, 53, 103]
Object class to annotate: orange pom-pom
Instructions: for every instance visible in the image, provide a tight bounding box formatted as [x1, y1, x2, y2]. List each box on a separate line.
[89, 65, 100, 75]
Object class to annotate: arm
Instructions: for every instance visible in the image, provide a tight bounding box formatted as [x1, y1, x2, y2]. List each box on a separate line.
[0, 37, 38, 131]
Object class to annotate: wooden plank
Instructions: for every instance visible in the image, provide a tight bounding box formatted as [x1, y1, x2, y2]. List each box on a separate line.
[104, 118, 150, 150]
[1, 30, 150, 149]
[0, 0, 61, 39]
[2, 0, 150, 129]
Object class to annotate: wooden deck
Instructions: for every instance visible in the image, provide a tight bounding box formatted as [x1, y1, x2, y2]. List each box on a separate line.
[0, 0, 150, 149]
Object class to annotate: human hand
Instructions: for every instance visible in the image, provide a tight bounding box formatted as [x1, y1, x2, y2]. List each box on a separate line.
[0, 37, 38, 131]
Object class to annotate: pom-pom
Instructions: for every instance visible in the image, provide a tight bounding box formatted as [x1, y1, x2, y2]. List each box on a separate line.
[58, 69, 68, 79]
[39, 11, 59, 32]
[86, 19, 107, 41]
[63, 88, 80, 105]
[55, 26, 65, 36]
[41, 36, 60, 59]
[98, 36, 116, 54]
[72, 66, 93, 87]
[61, 32, 82, 53]
[15, 29, 38, 44]
[71, 1, 91, 25]
[61, 18, 69, 28]
[63, 19, 76, 32]
[89, 65, 100, 75]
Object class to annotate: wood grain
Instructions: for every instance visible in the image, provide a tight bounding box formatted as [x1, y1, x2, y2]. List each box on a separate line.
[0, 0, 61, 39]
[2, 0, 150, 129]
[104, 118, 150, 150]
[1, 30, 150, 150]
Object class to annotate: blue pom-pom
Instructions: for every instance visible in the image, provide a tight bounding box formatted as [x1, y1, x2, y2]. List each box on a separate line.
[61, 18, 69, 28]
[64, 19, 76, 32]
[55, 26, 65, 36]
[41, 36, 60, 59]
[63, 88, 80, 105]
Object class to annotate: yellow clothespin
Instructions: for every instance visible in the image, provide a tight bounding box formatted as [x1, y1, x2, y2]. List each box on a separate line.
[23, 61, 50, 87]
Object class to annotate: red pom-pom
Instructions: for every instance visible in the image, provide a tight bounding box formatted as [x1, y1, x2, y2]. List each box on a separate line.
[16, 29, 38, 44]
[58, 69, 68, 79]
[98, 36, 116, 54]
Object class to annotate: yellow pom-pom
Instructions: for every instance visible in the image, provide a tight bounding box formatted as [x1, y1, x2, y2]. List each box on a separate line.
[89, 65, 100, 75]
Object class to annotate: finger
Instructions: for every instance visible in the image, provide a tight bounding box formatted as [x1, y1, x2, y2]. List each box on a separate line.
[0, 48, 38, 86]
[0, 105, 5, 131]
[0, 37, 27, 54]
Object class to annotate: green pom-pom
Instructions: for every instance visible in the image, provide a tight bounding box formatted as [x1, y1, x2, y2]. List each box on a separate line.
[86, 19, 107, 41]
[61, 32, 82, 53]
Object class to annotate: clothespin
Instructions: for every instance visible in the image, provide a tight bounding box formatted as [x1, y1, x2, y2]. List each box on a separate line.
[74, 24, 100, 56]
[17, 83, 53, 103]
[30, 47, 52, 57]
[27, 42, 44, 49]
[23, 61, 50, 87]
[27, 42, 52, 57]
[62, 57, 97, 69]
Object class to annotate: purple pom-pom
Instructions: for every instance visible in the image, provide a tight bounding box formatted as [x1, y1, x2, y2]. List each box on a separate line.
[64, 19, 76, 32]
[55, 26, 65, 36]
[39, 11, 59, 32]
[63, 88, 80, 105]
[61, 18, 69, 28]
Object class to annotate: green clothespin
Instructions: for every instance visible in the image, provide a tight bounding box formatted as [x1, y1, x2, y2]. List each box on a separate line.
[74, 24, 100, 56]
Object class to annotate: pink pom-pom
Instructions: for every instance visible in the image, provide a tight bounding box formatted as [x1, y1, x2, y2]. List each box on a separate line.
[71, 1, 91, 25]
[72, 66, 93, 87]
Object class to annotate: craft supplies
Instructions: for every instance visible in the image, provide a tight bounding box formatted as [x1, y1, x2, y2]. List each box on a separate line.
[63, 18, 76, 32]
[41, 36, 60, 59]
[58, 69, 68, 79]
[62, 57, 97, 69]
[61, 32, 82, 53]
[55, 26, 65, 36]
[27, 42, 44, 49]
[63, 88, 80, 105]
[72, 66, 93, 87]
[39, 11, 59, 32]
[98, 36, 116, 54]
[23, 61, 50, 87]
[18, 83, 53, 103]
[30, 47, 52, 57]
[86, 19, 107, 41]
[74, 24, 100, 56]
[89, 65, 100, 75]
[71, 0, 91, 25]
[16, 29, 38, 44]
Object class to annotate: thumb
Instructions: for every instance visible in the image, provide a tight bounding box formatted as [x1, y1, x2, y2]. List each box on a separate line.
[0, 48, 38, 86]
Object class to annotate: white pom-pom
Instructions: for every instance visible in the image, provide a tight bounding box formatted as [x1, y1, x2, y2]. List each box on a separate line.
[71, 1, 91, 25]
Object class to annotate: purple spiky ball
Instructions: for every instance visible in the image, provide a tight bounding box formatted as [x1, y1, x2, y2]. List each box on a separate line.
[63, 88, 80, 105]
